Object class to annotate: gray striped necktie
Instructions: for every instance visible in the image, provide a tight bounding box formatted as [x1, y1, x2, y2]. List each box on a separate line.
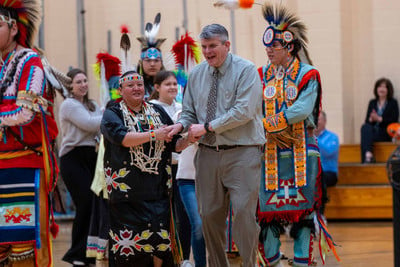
[204, 69, 219, 144]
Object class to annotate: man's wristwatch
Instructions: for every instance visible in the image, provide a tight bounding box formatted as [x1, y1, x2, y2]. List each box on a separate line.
[204, 122, 212, 133]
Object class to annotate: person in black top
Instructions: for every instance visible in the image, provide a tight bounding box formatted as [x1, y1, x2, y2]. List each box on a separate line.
[361, 77, 399, 163]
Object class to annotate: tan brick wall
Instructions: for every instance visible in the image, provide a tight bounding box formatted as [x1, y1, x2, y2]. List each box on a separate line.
[42, 0, 400, 144]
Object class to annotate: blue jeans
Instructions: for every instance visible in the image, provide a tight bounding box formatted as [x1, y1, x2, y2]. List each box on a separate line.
[178, 180, 206, 267]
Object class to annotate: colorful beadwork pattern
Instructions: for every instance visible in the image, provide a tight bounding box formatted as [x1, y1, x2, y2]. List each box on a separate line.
[0, 168, 40, 246]
[104, 167, 131, 194]
[118, 74, 143, 86]
[262, 58, 307, 191]
[109, 228, 171, 257]
[110, 229, 154, 256]
[141, 47, 162, 60]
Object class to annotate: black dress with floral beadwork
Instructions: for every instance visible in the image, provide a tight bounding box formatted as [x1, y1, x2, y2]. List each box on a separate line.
[101, 100, 179, 266]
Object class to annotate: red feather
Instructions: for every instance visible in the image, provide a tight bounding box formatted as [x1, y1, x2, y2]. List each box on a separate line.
[0, 0, 23, 9]
[171, 32, 199, 66]
[17, 22, 28, 47]
[96, 53, 121, 81]
[120, 24, 129, 34]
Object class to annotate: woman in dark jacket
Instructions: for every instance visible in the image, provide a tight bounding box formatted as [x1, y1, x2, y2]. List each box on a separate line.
[101, 70, 191, 267]
[361, 77, 399, 163]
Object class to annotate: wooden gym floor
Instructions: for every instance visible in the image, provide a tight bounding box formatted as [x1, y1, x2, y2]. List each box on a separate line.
[53, 220, 394, 267]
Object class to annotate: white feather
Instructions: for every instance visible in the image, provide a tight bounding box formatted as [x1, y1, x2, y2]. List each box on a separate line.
[43, 66, 69, 98]
[214, 0, 239, 10]
[146, 25, 160, 45]
[145, 13, 161, 45]
[99, 61, 110, 109]
[162, 52, 176, 71]
[120, 48, 132, 74]
[44, 66, 61, 89]
[314, 214, 320, 237]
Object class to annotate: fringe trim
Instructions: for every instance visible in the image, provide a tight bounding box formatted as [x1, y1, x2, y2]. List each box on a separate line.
[317, 214, 340, 264]
[169, 198, 183, 264]
[257, 208, 315, 224]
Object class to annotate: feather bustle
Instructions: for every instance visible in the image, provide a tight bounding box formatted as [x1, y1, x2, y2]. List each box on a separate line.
[96, 52, 121, 81]
[171, 33, 200, 66]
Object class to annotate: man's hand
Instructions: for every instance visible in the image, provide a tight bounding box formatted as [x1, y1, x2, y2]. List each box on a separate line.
[189, 124, 207, 140]
[165, 123, 183, 138]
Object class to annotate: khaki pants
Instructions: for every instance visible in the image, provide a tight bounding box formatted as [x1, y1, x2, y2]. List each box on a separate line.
[195, 145, 261, 267]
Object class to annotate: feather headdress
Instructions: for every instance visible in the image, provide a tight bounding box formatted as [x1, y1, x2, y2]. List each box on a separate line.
[171, 32, 201, 103]
[118, 26, 142, 87]
[120, 25, 136, 74]
[0, 0, 41, 48]
[262, 2, 313, 65]
[171, 32, 201, 74]
[93, 52, 121, 107]
[137, 13, 166, 59]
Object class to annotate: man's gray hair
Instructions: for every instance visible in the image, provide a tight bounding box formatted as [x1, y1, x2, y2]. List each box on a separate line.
[199, 24, 229, 43]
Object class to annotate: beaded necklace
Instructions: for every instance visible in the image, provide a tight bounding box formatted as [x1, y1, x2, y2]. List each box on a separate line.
[120, 100, 165, 174]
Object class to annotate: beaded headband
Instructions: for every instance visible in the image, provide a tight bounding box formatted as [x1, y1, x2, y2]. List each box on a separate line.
[119, 73, 143, 86]
[140, 47, 162, 60]
[0, 14, 15, 25]
[263, 26, 293, 47]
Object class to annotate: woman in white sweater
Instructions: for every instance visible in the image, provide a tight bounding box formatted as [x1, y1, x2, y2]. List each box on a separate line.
[59, 68, 102, 267]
